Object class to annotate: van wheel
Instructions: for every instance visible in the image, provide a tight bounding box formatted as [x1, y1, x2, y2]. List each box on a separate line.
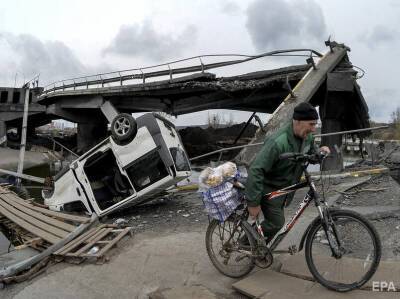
[111, 113, 138, 145]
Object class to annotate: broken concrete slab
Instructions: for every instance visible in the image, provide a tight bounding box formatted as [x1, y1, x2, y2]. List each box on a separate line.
[148, 285, 218, 299]
[277, 252, 400, 289]
[236, 43, 350, 167]
[233, 268, 399, 299]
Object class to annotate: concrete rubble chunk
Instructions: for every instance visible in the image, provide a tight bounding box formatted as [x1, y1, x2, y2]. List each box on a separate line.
[278, 253, 400, 289]
[233, 268, 399, 299]
[148, 285, 218, 299]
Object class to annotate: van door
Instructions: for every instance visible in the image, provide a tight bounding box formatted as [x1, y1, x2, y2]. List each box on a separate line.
[75, 148, 137, 216]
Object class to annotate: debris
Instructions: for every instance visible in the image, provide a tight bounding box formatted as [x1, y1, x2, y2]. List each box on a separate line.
[87, 246, 99, 255]
[334, 187, 388, 196]
[114, 218, 129, 226]
[182, 214, 190, 218]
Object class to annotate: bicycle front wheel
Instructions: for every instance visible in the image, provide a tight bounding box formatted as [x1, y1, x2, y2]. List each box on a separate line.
[205, 217, 255, 278]
[305, 209, 381, 292]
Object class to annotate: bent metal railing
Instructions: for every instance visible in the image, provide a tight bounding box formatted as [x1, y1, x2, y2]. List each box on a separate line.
[189, 126, 389, 162]
[40, 49, 323, 96]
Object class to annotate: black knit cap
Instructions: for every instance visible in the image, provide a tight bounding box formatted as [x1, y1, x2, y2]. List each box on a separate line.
[293, 102, 319, 121]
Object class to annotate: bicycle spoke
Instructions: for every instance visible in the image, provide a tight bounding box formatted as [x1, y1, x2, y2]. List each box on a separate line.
[206, 219, 256, 278]
[306, 210, 381, 292]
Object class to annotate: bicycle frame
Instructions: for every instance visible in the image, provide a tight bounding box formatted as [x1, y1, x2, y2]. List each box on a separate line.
[256, 166, 326, 253]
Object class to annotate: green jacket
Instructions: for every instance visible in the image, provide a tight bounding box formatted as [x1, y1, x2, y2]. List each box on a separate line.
[245, 122, 315, 207]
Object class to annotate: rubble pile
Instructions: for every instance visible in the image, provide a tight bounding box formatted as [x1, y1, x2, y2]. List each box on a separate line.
[346, 141, 400, 183]
[178, 122, 258, 160]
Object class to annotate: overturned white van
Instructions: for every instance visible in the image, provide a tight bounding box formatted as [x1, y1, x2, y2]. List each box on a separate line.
[43, 113, 191, 217]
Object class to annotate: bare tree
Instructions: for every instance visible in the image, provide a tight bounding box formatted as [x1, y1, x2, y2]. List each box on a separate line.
[391, 107, 400, 139]
[207, 112, 222, 128]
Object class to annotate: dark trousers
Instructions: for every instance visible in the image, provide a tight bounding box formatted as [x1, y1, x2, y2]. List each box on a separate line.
[260, 195, 286, 241]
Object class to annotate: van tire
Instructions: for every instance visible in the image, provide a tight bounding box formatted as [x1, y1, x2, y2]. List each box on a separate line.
[111, 113, 138, 145]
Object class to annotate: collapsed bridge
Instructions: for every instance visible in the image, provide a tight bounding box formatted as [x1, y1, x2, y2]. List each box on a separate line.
[0, 41, 370, 169]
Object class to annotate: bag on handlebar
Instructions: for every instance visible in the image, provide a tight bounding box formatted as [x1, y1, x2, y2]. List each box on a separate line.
[198, 162, 242, 222]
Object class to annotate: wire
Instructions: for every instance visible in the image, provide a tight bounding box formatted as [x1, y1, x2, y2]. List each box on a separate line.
[352, 65, 365, 79]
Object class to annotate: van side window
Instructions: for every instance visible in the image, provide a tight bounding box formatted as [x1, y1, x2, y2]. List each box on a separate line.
[125, 149, 169, 191]
[170, 147, 190, 171]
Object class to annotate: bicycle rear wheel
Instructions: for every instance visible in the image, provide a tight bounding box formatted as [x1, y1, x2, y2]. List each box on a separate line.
[205, 217, 255, 278]
[305, 209, 381, 292]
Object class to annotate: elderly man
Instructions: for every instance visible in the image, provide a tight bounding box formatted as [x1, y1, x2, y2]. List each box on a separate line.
[245, 102, 330, 242]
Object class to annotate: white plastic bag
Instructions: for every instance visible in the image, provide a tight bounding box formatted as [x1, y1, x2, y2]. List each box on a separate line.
[198, 162, 242, 221]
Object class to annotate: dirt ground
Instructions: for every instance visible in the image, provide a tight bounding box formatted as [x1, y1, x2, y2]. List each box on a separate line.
[2, 172, 400, 298]
[104, 191, 209, 235]
[335, 174, 400, 259]
[103, 172, 400, 261]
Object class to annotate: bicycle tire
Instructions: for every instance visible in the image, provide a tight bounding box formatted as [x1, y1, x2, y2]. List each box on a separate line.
[205, 218, 256, 278]
[305, 209, 381, 292]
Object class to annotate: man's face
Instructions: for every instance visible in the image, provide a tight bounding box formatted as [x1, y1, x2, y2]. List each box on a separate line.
[293, 120, 317, 139]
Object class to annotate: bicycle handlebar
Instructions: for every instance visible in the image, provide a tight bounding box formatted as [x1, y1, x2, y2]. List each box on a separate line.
[279, 152, 328, 163]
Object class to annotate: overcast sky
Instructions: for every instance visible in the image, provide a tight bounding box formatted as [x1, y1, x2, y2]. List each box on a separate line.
[0, 0, 399, 124]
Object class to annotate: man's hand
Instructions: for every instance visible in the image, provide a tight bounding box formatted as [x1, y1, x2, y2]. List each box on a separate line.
[319, 146, 330, 155]
[248, 205, 261, 219]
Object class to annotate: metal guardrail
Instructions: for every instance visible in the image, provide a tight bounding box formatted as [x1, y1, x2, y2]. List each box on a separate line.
[189, 126, 389, 162]
[40, 49, 323, 96]
[35, 134, 78, 158]
[34, 134, 79, 166]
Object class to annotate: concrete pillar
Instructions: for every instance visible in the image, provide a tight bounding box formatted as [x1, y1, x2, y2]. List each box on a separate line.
[0, 121, 6, 147]
[77, 122, 108, 153]
[7, 89, 13, 103]
[321, 119, 343, 171]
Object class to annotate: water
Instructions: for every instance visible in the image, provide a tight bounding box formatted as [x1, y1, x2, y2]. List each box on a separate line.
[24, 163, 52, 202]
[0, 232, 12, 255]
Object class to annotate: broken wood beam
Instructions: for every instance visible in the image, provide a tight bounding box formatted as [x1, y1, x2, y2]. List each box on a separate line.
[92, 227, 132, 258]
[1, 195, 76, 232]
[6, 193, 90, 223]
[0, 214, 97, 280]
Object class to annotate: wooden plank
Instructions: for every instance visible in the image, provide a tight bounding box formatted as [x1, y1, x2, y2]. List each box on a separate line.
[85, 227, 113, 244]
[96, 241, 111, 244]
[54, 225, 106, 255]
[81, 228, 111, 247]
[69, 228, 113, 257]
[60, 227, 107, 256]
[2, 195, 76, 232]
[0, 203, 61, 244]
[94, 227, 132, 257]
[0, 199, 69, 239]
[5, 194, 90, 223]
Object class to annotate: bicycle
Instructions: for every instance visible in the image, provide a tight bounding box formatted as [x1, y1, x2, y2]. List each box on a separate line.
[205, 152, 381, 292]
